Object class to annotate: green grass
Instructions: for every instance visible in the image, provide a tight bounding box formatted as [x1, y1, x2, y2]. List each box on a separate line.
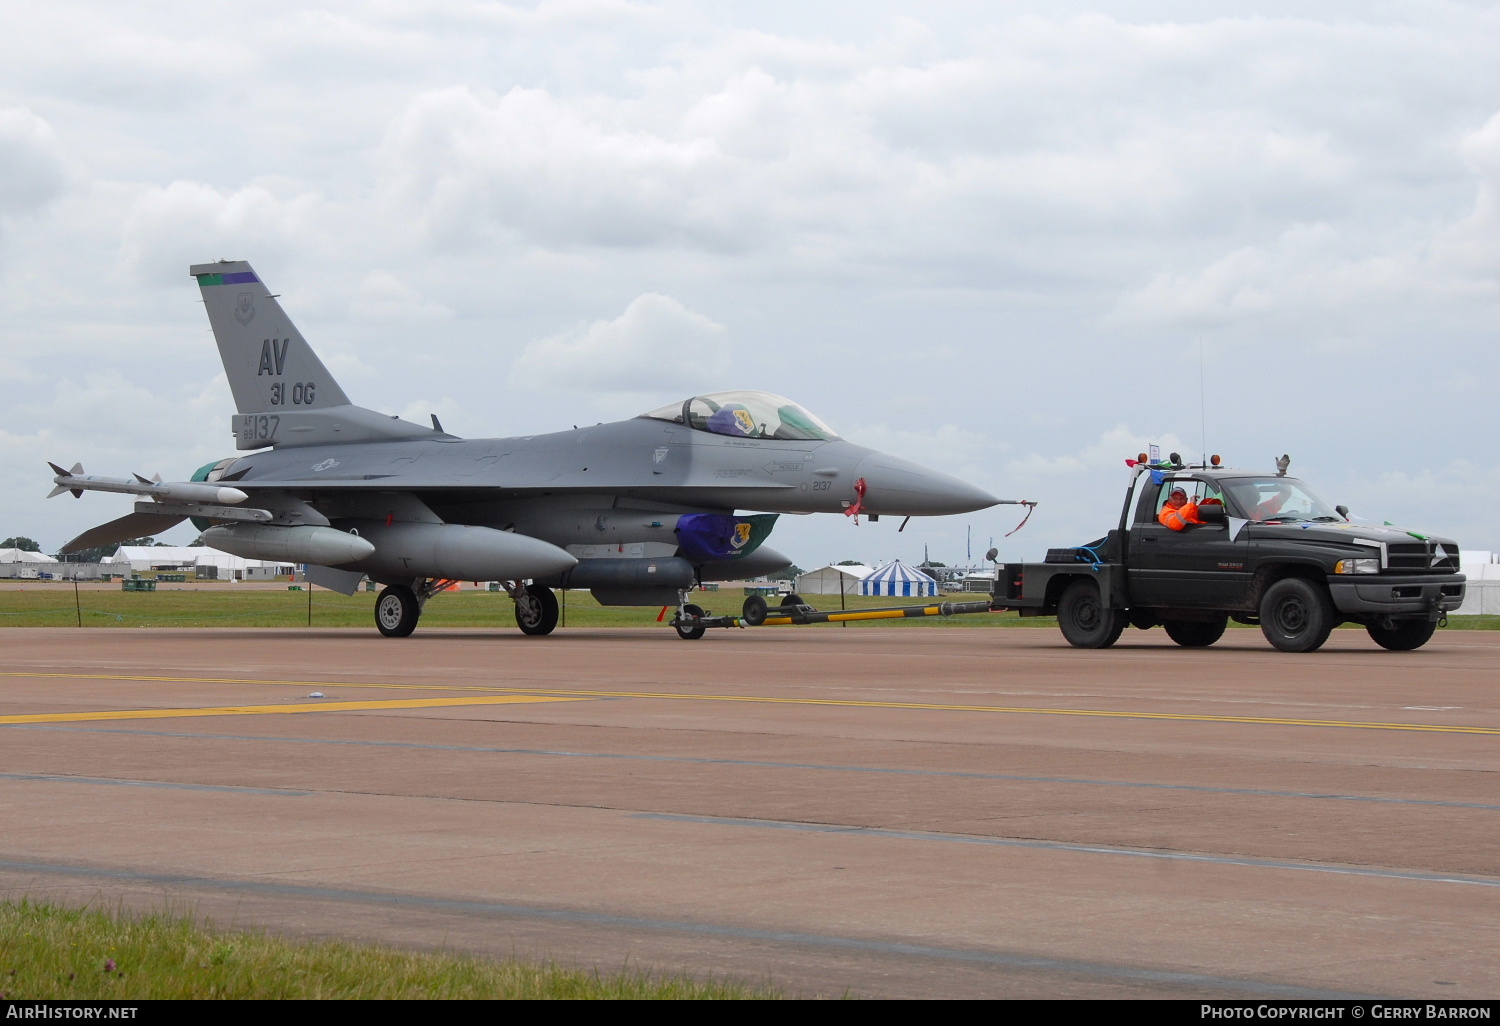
[0, 585, 1050, 629]
[0, 900, 775, 999]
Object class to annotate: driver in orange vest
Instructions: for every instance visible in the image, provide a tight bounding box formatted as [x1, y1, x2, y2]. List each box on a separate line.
[1158, 486, 1205, 531]
[1253, 483, 1293, 521]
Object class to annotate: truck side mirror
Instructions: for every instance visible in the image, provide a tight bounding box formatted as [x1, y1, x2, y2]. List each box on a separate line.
[1336, 505, 1349, 519]
[1198, 503, 1226, 524]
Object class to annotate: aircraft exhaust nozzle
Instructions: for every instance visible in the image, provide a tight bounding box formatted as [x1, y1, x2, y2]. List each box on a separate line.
[340, 521, 577, 582]
[203, 524, 376, 565]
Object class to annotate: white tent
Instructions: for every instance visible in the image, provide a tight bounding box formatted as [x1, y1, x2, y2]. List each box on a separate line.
[1457, 554, 1500, 615]
[795, 564, 873, 595]
[0, 547, 56, 563]
[107, 546, 282, 574]
[860, 559, 938, 597]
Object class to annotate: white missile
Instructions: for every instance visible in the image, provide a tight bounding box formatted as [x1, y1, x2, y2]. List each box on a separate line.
[48, 463, 248, 505]
[203, 524, 376, 566]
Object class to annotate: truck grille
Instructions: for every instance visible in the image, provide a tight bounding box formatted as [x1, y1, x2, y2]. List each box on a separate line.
[1385, 541, 1459, 573]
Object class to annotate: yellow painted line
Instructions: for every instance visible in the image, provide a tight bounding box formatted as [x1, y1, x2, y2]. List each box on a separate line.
[1, 672, 1495, 736]
[0, 672, 494, 693]
[0, 695, 586, 725]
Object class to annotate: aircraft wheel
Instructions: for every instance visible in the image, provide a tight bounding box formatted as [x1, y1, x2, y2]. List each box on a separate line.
[1366, 618, 1437, 651]
[1162, 616, 1228, 647]
[675, 603, 707, 640]
[1259, 578, 1335, 653]
[514, 584, 559, 636]
[741, 595, 768, 626]
[780, 593, 804, 607]
[1056, 578, 1125, 649]
[375, 585, 420, 638]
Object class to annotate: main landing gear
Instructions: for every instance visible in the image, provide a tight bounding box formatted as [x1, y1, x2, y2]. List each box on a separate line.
[513, 582, 559, 636]
[373, 579, 561, 638]
[374, 584, 421, 637]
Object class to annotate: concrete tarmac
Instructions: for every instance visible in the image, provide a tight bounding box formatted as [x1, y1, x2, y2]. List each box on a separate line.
[1, 624, 1497, 998]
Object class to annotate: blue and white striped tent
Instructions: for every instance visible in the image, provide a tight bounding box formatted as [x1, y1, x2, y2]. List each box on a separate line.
[860, 559, 938, 597]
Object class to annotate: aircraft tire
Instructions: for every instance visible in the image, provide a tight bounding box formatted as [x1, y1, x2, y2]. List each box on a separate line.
[1259, 578, 1336, 653]
[514, 584, 559, 636]
[1366, 618, 1437, 651]
[1056, 578, 1125, 649]
[676, 603, 707, 640]
[375, 585, 420, 638]
[1162, 616, 1228, 647]
[742, 595, 768, 626]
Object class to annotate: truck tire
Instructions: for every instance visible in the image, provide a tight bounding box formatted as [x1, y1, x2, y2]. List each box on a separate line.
[1057, 578, 1125, 649]
[1259, 578, 1335, 653]
[1162, 616, 1227, 647]
[1366, 619, 1437, 651]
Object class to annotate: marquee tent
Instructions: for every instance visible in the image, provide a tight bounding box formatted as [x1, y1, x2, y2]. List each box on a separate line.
[794, 564, 873, 595]
[106, 546, 283, 575]
[860, 559, 938, 597]
[0, 548, 56, 563]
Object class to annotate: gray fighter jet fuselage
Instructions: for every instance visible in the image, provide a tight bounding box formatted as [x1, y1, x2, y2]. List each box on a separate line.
[54, 260, 1000, 638]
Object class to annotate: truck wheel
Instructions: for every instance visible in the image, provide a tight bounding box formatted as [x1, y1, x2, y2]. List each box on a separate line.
[780, 593, 804, 607]
[514, 584, 559, 636]
[1057, 579, 1125, 649]
[1366, 619, 1437, 651]
[375, 585, 420, 638]
[1259, 578, 1335, 653]
[1163, 617, 1228, 647]
[675, 603, 707, 640]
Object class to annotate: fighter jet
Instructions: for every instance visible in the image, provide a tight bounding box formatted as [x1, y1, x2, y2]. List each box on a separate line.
[53, 260, 1000, 638]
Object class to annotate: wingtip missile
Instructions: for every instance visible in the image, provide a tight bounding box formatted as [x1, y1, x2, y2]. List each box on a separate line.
[48, 465, 250, 505]
[46, 462, 82, 498]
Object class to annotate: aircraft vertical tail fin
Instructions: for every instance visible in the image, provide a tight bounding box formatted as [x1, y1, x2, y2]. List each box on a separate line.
[192, 261, 352, 415]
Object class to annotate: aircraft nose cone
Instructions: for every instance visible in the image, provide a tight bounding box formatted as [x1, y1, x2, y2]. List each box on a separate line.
[854, 453, 999, 515]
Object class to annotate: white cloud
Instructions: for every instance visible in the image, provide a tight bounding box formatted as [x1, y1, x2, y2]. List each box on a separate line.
[351, 269, 453, 321]
[117, 180, 330, 285]
[509, 292, 729, 393]
[0, 107, 66, 216]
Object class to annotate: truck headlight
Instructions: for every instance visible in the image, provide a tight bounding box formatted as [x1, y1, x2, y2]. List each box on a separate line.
[1334, 558, 1381, 574]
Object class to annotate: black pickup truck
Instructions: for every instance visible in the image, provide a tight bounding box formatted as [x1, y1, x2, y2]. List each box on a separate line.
[993, 461, 1466, 652]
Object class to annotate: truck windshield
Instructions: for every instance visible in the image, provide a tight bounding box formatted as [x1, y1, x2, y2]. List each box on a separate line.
[1222, 478, 1343, 523]
[640, 391, 842, 440]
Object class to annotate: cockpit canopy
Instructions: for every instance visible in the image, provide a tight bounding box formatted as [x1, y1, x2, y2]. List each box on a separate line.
[641, 391, 842, 441]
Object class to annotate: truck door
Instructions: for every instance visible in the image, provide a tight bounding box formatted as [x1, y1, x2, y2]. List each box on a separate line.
[1129, 478, 1251, 609]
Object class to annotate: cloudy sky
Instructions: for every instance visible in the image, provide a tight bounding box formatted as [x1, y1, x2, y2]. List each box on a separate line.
[2, 1, 1496, 569]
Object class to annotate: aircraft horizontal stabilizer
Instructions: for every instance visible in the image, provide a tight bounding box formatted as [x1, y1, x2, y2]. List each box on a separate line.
[62, 512, 188, 555]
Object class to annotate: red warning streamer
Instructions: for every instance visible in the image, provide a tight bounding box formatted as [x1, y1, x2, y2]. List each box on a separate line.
[843, 477, 867, 523]
[1004, 501, 1037, 537]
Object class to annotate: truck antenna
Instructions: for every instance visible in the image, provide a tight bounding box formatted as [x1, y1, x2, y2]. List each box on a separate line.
[1198, 338, 1208, 468]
